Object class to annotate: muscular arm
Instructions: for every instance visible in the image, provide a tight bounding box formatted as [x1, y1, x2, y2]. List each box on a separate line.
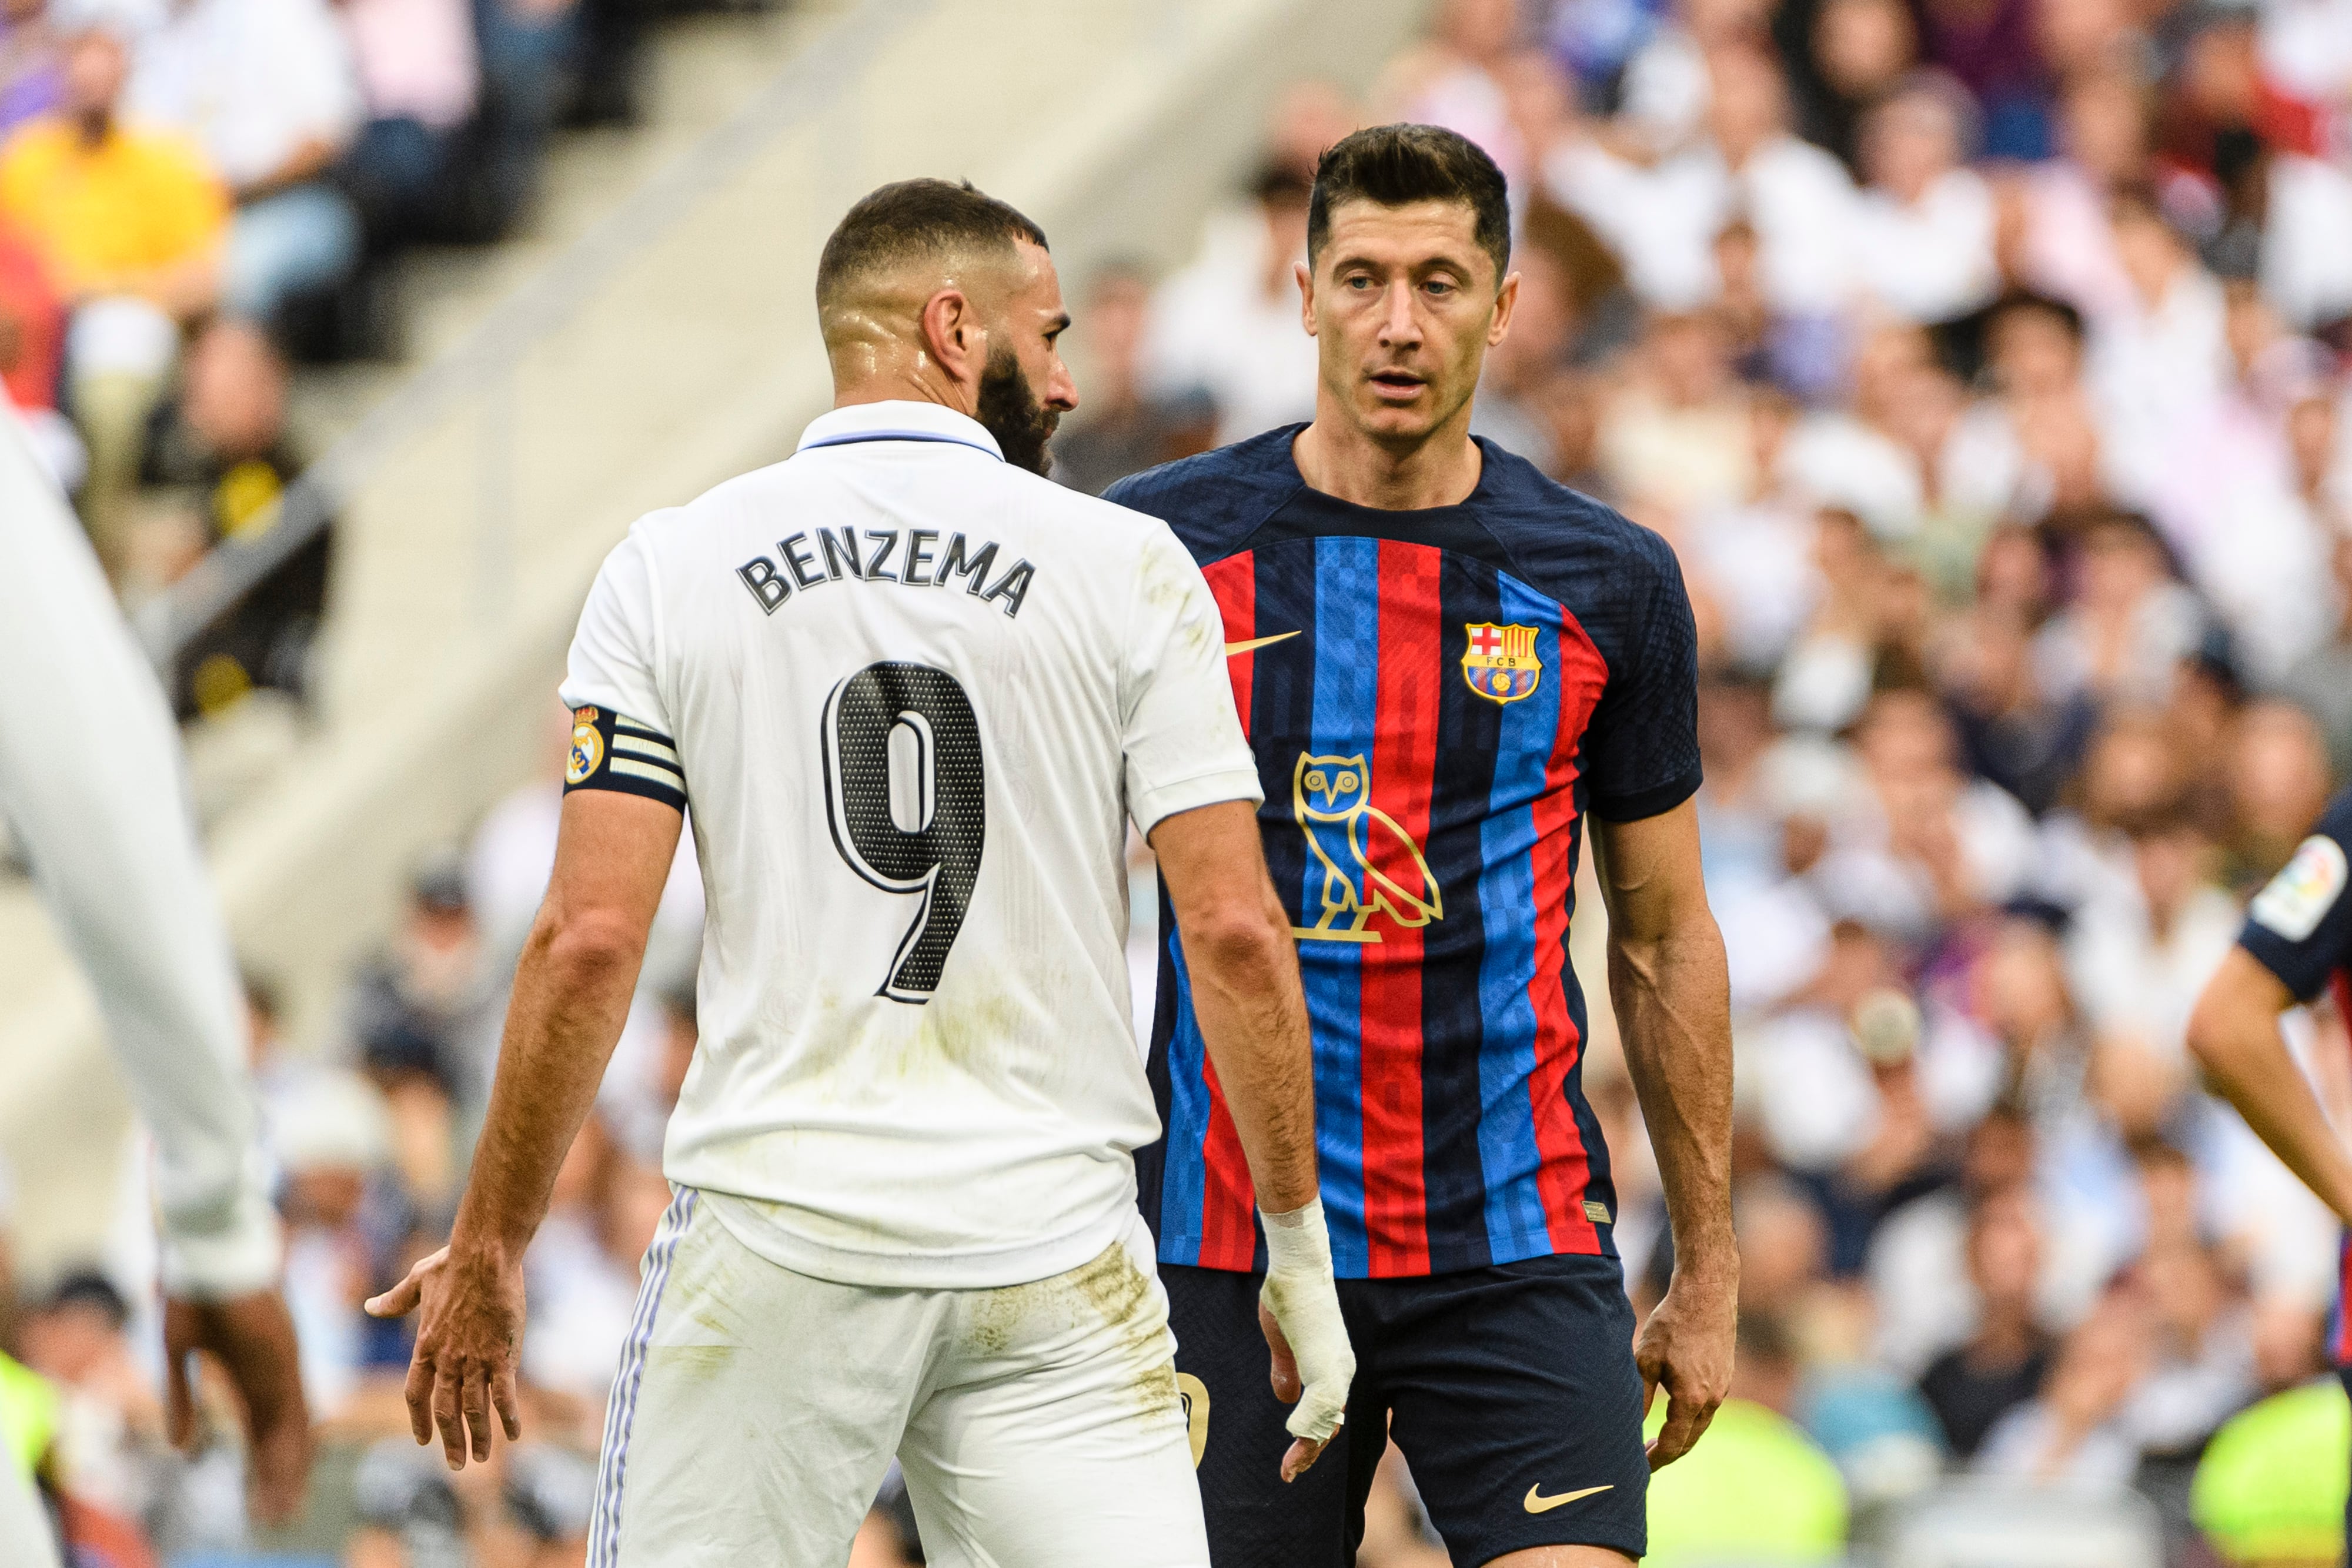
[2187, 948, 2352, 1222]
[1592, 798, 1736, 1467]
[1152, 798, 1352, 1477]
[374, 787, 679, 1466]
[1150, 799, 1318, 1212]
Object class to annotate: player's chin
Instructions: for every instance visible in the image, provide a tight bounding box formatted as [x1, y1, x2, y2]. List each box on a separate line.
[1352, 392, 1441, 441]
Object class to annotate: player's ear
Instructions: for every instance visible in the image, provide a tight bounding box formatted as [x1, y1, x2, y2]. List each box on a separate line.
[1488, 270, 1520, 348]
[1297, 259, 1317, 337]
[920, 287, 978, 385]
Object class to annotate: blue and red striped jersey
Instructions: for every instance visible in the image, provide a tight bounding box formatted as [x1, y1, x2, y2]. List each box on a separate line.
[1108, 428, 1703, 1279]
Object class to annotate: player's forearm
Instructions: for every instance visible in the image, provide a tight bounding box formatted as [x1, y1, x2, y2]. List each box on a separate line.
[2189, 1004, 2352, 1221]
[1609, 914, 1736, 1280]
[1182, 891, 1321, 1215]
[450, 905, 646, 1260]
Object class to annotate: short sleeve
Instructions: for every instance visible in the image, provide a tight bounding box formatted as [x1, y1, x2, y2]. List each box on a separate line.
[559, 527, 686, 813]
[560, 525, 671, 732]
[1119, 523, 1264, 835]
[2239, 791, 2352, 1003]
[1580, 541, 1703, 823]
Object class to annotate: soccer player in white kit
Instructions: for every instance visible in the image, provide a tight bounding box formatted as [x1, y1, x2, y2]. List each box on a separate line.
[0, 401, 310, 1563]
[366, 179, 1355, 1566]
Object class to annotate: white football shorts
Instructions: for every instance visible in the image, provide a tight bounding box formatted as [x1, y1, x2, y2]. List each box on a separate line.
[585, 1188, 1211, 1567]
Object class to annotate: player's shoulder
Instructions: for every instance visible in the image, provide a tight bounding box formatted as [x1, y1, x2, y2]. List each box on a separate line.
[1470, 438, 1680, 603]
[1101, 426, 1304, 564]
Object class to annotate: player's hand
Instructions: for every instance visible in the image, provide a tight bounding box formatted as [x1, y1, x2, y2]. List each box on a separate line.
[366, 1242, 526, 1470]
[162, 1287, 312, 1523]
[1635, 1267, 1736, 1470]
[1257, 1199, 1355, 1483]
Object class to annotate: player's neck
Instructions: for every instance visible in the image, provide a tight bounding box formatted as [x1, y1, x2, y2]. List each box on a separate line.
[1292, 412, 1482, 512]
[831, 360, 978, 422]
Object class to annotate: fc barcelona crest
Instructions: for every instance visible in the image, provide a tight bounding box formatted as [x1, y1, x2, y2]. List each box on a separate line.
[1462, 622, 1542, 704]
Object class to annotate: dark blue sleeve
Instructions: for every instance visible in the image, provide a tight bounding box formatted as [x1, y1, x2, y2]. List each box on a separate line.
[1579, 535, 1703, 823]
[2239, 789, 2352, 1002]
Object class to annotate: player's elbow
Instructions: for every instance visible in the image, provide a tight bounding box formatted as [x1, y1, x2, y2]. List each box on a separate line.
[532, 904, 649, 985]
[1182, 898, 1292, 991]
[2186, 952, 2269, 1075]
[2185, 981, 2243, 1076]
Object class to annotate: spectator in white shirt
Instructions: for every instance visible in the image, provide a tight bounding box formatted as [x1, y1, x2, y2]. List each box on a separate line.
[1140, 163, 1318, 445]
[124, 0, 363, 329]
[1849, 72, 2000, 323]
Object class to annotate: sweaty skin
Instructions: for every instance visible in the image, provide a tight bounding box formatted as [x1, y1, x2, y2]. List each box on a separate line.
[821, 242, 1073, 428]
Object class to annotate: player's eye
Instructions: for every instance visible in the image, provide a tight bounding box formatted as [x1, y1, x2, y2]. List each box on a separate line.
[1424, 279, 1456, 297]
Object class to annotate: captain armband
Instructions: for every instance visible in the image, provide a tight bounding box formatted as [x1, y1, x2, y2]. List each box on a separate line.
[564, 706, 686, 812]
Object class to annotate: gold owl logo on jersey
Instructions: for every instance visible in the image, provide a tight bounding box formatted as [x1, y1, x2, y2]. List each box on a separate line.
[566, 710, 603, 786]
[1292, 753, 1443, 944]
[1462, 622, 1542, 704]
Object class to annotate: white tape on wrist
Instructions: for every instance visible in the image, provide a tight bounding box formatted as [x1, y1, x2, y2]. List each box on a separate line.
[1258, 1197, 1355, 1444]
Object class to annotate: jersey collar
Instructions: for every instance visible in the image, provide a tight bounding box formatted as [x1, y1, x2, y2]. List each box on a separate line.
[795, 400, 1004, 462]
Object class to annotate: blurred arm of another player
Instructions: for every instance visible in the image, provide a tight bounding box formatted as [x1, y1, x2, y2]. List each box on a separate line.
[1152, 800, 1353, 1483]
[2186, 808, 2352, 1226]
[0, 404, 309, 1520]
[366, 787, 680, 1469]
[1593, 800, 1737, 1471]
[2187, 951, 2352, 1221]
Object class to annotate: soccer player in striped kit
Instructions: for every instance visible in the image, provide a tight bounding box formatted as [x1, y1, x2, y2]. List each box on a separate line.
[1108, 125, 1738, 1567]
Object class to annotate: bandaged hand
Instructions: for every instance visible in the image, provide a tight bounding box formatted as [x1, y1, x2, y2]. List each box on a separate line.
[1257, 1197, 1355, 1482]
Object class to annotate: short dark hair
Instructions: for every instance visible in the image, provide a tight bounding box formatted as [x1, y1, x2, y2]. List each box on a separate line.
[1307, 124, 1512, 285]
[817, 179, 1047, 313]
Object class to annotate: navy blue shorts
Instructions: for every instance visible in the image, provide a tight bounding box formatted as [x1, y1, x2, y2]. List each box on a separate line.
[1165, 1252, 1649, 1567]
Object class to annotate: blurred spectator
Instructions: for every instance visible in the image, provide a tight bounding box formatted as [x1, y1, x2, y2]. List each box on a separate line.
[1976, 1275, 2154, 1487]
[1849, 72, 2000, 323]
[1375, 0, 1535, 187]
[268, 1065, 396, 1419]
[0, 0, 56, 137]
[520, 1116, 670, 1416]
[1916, 1183, 2056, 1458]
[0, 212, 79, 487]
[339, 848, 498, 1177]
[1796, 0, 1919, 169]
[1051, 263, 1216, 496]
[137, 320, 333, 716]
[0, 24, 225, 569]
[348, 1432, 594, 1567]
[123, 0, 365, 332]
[1598, 308, 1754, 512]
[1140, 161, 1317, 445]
[333, 0, 480, 248]
[2280, 525, 2352, 782]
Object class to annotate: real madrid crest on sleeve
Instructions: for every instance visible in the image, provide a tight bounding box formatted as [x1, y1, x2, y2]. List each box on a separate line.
[1461, 622, 1542, 704]
[567, 707, 604, 785]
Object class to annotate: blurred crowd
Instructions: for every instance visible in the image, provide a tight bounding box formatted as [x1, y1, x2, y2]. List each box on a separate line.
[0, 0, 669, 721]
[1060, 0, 2352, 1561]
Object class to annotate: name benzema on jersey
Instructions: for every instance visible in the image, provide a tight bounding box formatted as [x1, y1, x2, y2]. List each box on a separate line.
[736, 526, 1037, 619]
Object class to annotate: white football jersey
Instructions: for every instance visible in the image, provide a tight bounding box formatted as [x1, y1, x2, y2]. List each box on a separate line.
[559, 400, 1261, 1289]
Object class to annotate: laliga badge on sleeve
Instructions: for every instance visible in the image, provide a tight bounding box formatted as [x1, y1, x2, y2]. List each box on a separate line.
[2250, 834, 2349, 942]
